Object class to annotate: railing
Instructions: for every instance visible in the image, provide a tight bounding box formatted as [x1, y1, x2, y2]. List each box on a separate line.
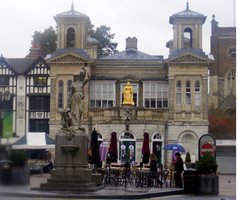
[96, 167, 176, 188]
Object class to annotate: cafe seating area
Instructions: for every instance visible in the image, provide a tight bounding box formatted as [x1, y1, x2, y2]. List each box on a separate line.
[96, 164, 176, 188]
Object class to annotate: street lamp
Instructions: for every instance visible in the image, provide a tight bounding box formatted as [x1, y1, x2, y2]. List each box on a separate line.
[125, 117, 130, 131]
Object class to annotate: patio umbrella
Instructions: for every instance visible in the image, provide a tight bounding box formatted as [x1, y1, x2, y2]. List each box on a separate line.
[108, 131, 118, 163]
[141, 132, 150, 164]
[163, 143, 185, 153]
[89, 129, 101, 165]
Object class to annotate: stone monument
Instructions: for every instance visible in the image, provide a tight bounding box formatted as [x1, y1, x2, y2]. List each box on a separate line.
[40, 65, 102, 191]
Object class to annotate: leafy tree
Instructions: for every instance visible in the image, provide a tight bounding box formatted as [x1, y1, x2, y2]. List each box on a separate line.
[31, 22, 118, 57]
[91, 25, 118, 56]
[208, 108, 236, 139]
[32, 26, 57, 57]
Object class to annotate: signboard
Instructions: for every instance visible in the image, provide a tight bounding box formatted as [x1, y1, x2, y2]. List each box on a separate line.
[201, 143, 214, 156]
[198, 134, 216, 159]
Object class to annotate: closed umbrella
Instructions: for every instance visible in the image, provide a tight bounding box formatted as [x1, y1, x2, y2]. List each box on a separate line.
[141, 132, 150, 164]
[107, 132, 118, 163]
[89, 129, 101, 165]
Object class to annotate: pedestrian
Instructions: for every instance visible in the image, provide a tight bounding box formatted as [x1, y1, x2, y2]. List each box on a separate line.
[148, 153, 162, 187]
[173, 152, 184, 188]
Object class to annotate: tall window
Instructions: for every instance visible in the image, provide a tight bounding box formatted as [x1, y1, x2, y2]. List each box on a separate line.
[67, 80, 72, 109]
[67, 28, 75, 48]
[185, 81, 191, 104]
[144, 82, 168, 108]
[226, 70, 236, 96]
[90, 81, 115, 108]
[58, 80, 64, 109]
[194, 80, 201, 106]
[176, 80, 182, 105]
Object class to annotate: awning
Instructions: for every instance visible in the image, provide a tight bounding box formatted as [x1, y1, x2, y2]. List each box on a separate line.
[11, 132, 55, 149]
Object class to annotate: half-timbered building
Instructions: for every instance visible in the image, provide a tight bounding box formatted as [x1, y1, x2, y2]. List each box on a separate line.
[0, 56, 50, 145]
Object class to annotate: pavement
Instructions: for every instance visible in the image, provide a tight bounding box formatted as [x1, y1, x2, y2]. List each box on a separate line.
[0, 174, 236, 199]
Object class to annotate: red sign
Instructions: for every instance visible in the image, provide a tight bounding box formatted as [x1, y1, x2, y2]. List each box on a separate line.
[201, 143, 214, 156]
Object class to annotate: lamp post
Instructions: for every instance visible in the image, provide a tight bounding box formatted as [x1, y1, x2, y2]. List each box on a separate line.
[125, 116, 130, 131]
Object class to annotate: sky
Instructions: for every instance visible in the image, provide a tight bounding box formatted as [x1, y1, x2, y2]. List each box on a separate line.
[0, 0, 236, 59]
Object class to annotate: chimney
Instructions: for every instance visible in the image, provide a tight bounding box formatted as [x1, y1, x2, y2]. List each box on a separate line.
[126, 37, 137, 50]
[27, 41, 42, 58]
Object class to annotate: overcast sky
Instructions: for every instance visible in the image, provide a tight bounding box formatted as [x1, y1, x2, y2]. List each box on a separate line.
[0, 0, 236, 58]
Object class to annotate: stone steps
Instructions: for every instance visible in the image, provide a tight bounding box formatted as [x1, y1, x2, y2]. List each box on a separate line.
[47, 178, 90, 184]
[40, 181, 100, 191]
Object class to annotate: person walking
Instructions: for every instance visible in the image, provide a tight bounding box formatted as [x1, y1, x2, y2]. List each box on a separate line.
[173, 152, 184, 188]
[148, 153, 162, 187]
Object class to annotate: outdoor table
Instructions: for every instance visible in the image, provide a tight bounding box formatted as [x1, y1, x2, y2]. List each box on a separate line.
[135, 169, 151, 187]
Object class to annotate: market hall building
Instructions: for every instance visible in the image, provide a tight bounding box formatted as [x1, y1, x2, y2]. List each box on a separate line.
[47, 3, 212, 166]
[0, 3, 235, 172]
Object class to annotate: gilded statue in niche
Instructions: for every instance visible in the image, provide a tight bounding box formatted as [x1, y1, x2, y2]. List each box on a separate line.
[123, 82, 134, 105]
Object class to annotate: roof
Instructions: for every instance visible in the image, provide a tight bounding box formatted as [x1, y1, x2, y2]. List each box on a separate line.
[54, 4, 89, 21]
[47, 48, 91, 60]
[169, 3, 206, 24]
[168, 48, 210, 60]
[100, 48, 162, 60]
[6, 58, 38, 74]
[87, 36, 99, 44]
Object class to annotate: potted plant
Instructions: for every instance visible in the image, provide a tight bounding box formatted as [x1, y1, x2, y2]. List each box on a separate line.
[195, 152, 219, 194]
[8, 151, 30, 185]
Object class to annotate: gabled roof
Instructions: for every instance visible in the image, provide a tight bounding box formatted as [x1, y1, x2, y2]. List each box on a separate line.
[3, 57, 44, 74]
[100, 48, 162, 60]
[166, 49, 213, 65]
[46, 48, 90, 61]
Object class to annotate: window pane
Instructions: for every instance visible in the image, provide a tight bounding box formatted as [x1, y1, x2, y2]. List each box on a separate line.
[186, 93, 191, 104]
[176, 93, 182, 104]
[89, 82, 115, 108]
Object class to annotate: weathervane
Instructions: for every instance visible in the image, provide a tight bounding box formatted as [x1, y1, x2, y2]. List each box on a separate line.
[71, 0, 74, 10]
[186, 0, 190, 10]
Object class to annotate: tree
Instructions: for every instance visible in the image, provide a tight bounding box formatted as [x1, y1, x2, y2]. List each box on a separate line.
[90, 25, 118, 56]
[32, 26, 57, 57]
[208, 108, 236, 139]
[31, 23, 118, 57]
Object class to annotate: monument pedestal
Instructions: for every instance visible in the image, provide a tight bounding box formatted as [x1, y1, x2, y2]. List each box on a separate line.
[40, 129, 102, 191]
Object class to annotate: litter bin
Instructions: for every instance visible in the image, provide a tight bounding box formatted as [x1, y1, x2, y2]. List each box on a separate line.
[183, 169, 197, 193]
[0, 160, 12, 185]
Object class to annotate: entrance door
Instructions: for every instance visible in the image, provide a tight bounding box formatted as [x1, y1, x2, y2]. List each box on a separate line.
[153, 141, 162, 165]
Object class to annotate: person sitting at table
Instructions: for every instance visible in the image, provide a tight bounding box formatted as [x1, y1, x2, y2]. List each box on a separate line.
[148, 153, 162, 187]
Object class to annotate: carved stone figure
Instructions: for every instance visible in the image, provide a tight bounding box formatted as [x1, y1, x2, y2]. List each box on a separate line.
[69, 64, 90, 128]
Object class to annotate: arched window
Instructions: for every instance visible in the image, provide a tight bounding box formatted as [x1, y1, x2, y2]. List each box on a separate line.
[194, 80, 201, 106]
[67, 80, 72, 109]
[58, 80, 64, 109]
[185, 81, 191, 104]
[152, 133, 162, 165]
[184, 27, 193, 48]
[67, 28, 75, 48]
[176, 80, 182, 104]
[119, 132, 136, 163]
